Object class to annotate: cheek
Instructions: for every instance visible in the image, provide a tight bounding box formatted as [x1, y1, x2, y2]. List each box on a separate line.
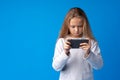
[79, 28, 83, 31]
[69, 28, 73, 32]
[79, 28, 83, 33]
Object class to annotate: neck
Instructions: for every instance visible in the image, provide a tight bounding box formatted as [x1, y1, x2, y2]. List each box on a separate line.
[69, 34, 83, 38]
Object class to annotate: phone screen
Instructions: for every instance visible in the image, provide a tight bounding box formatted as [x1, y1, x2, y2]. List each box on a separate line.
[68, 39, 89, 48]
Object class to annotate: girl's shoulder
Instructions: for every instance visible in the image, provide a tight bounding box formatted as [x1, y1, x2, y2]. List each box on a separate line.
[57, 38, 65, 41]
[56, 38, 65, 45]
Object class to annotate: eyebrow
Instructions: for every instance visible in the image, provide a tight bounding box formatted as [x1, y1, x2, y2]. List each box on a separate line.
[70, 24, 83, 26]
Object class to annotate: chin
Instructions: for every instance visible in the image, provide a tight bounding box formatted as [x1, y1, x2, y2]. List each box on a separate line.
[74, 35, 80, 37]
[74, 34, 82, 37]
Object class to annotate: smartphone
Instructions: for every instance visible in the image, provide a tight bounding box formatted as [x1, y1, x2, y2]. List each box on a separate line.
[68, 39, 89, 48]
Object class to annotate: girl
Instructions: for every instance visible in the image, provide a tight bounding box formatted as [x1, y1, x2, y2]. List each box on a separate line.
[52, 7, 103, 80]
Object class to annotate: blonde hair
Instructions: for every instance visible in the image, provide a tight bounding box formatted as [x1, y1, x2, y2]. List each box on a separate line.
[59, 7, 95, 40]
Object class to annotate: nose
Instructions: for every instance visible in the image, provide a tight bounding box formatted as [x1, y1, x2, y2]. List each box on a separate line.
[75, 27, 79, 32]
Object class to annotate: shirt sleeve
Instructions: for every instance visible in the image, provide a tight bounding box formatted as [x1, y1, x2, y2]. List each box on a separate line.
[83, 40, 103, 70]
[52, 38, 69, 71]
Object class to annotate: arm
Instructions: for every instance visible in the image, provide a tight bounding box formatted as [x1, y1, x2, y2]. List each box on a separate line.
[83, 41, 103, 70]
[52, 38, 69, 71]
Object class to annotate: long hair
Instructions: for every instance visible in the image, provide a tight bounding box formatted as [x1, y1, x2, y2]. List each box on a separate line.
[58, 7, 95, 40]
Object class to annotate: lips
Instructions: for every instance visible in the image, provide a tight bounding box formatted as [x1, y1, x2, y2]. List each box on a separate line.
[74, 33, 80, 35]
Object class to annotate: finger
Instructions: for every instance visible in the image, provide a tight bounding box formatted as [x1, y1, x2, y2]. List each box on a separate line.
[82, 48, 88, 50]
[65, 45, 71, 48]
[66, 41, 71, 45]
[80, 45, 86, 48]
[64, 45, 71, 49]
[80, 43, 88, 47]
[80, 46, 88, 49]
[80, 43, 88, 45]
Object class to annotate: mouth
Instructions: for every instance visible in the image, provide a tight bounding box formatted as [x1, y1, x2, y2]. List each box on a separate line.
[74, 33, 83, 37]
[74, 33, 80, 35]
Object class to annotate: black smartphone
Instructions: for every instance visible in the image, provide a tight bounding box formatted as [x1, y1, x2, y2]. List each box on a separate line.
[68, 39, 89, 48]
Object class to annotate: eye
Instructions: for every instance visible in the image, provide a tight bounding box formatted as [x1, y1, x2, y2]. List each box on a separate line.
[78, 25, 83, 28]
[70, 26, 75, 28]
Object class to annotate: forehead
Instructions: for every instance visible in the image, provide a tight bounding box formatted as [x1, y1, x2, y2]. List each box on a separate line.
[69, 17, 83, 25]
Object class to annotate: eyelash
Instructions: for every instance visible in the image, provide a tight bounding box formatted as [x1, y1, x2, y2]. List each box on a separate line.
[71, 26, 75, 28]
[71, 26, 82, 28]
[78, 25, 83, 27]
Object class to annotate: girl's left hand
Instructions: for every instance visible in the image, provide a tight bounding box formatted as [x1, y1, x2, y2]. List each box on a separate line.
[79, 39, 91, 57]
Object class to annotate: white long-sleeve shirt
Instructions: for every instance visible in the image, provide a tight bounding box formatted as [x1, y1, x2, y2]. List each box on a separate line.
[52, 38, 103, 80]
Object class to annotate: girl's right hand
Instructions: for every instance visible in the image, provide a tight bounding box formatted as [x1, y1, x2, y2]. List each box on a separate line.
[64, 39, 71, 56]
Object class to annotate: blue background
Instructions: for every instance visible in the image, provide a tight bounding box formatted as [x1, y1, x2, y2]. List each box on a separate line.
[0, 0, 120, 80]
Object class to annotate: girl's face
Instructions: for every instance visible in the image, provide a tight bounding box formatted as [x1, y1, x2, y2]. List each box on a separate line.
[69, 17, 83, 38]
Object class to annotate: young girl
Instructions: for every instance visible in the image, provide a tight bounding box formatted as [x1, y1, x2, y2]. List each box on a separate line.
[52, 7, 103, 80]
